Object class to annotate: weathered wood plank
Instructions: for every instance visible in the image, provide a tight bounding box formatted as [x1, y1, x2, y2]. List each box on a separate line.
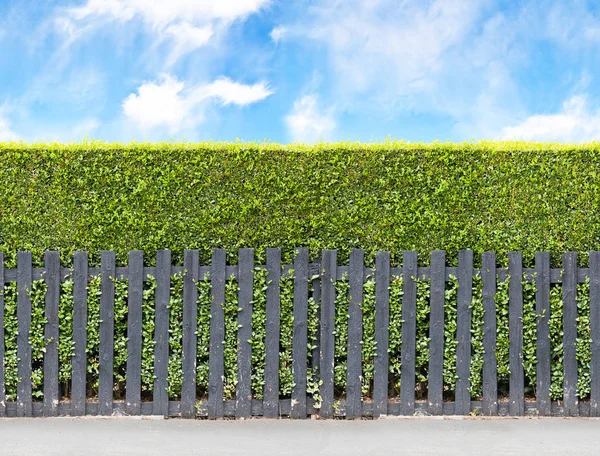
[17, 251, 32, 417]
[291, 248, 309, 419]
[400, 251, 417, 416]
[346, 249, 364, 419]
[235, 248, 253, 419]
[264, 248, 282, 418]
[99, 251, 116, 416]
[535, 252, 551, 416]
[181, 250, 200, 419]
[319, 250, 336, 419]
[482, 252, 498, 416]
[508, 251, 524, 416]
[311, 276, 321, 376]
[208, 249, 226, 419]
[153, 250, 171, 416]
[455, 250, 473, 416]
[126, 251, 144, 416]
[0, 253, 5, 417]
[562, 252, 579, 417]
[373, 251, 390, 418]
[428, 250, 445, 416]
[71, 252, 88, 416]
[43, 251, 61, 416]
[590, 251, 600, 417]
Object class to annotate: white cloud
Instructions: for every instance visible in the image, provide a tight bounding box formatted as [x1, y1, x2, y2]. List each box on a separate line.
[123, 75, 273, 133]
[270, 26, 287, 43]
[285, 95, 335, 143]
[62, 0, 271, 64]
[500, 95, 600, 142]
[0, 114, 18, 141]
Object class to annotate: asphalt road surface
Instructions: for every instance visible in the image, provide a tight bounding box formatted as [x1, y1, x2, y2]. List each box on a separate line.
[0, 417, 599, 455]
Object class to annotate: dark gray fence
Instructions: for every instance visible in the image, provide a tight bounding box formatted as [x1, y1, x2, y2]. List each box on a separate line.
[1, 248, 599, 418]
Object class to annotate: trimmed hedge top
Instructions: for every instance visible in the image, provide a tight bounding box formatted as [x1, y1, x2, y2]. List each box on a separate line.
[1, 140, 600, 266]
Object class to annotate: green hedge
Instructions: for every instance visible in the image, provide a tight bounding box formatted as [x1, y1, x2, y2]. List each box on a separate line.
[2, 140, 600, 266]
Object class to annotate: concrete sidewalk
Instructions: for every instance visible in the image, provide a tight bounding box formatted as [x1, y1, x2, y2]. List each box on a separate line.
[0, 417, 599, 456]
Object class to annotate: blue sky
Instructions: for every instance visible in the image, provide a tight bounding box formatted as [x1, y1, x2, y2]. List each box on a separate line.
[1, 0, 600, 143]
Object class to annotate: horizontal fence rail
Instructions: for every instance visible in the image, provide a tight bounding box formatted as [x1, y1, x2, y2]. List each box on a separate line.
[0, 249, 599, 419]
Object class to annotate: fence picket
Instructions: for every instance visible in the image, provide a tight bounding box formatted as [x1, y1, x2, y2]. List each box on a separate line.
[400, 251, 417, 416]
[428, 250, 445, 416]
[320, 250, 336, 418]
[535, 252, 551, 416]
[563, 252, 579, 417]
[99, 251, 116, 416]
[0, 252, 4, 417]
[126, 250, 144, 416]
[153, 250, 171, 417]
[182, 249, 200, 418]
[455, 250, 473, 416]
[236, 248, 253, 419]
[71, 252, 88, 416]
[373, 251, 390, 418]
[291, 248, 309, 419]
[208, 249, 226, 419]
[590, 251, 600, 417]
[17, 251, 32, 417]
[264, 248, 282, 418]
[43, 251, 60, 416]
[508, 252, 524, 416]
[482, 252, 497, 416]
[346, 249, 364, 419]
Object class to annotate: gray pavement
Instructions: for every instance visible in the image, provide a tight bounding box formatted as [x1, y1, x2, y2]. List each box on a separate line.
[0, 417, 599, 455]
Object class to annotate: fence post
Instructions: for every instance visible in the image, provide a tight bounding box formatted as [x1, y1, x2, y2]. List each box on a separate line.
[535, 252, 551, 416]
[346, 249, 364, 419]
[71, 252, 88, 416]
[208, 249, 226, 419]
[0, 252, 4, 417]
[455, 250, 473, 416]
[590, 251, 600, 417]
[17, 251, 32, 417]
[508, 251, 524, 416]
[400, 251, 417, 416]
[153, 250, 171, 417]
[291, 248, 309, 419]
[482, 252, 497, 416]
[43, 251, 60, 417]
[235, 248, 253, 419]
[126, 251, 144, 416]
[182, 249, 200, 418]
[428, 250, 445, 416]
[563, 252, 579, 416]
[99, 250, 116, 416]
[373, 251, 390, 418]
[264, 248, 282, 418]
[319, 250, 336, 418]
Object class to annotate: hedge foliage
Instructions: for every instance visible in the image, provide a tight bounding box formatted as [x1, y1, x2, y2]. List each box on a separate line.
[2, 140, 600, 267]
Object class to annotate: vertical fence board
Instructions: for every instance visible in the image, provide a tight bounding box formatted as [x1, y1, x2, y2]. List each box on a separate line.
[153, 250, 171, 416]
[126, 250, 144, 415]
[99, 251, 116, 416]
[182, 250, 200, 419]
[346, 249, 364, 419]
[482, 252, 498, 416]
[428, 250, 445, 416]
[264, 248, 282, 418]
[320, 250, 336, 419]
[43, 251, 60, 416]
[400, 251, 417, 416]
[311, 276, 321, 377]
[71, 252, 88, 416]
[590, 251, 600, 417]
[535, 252, 551, 416]
[208, 249, 226, 419]
[17, 251, 32, 417]
[508, 251, 524, 416]
[455, 250, 474, 416]
[373, 251, 390, 418]
[562, 252, 579, 417]
[235, 248, 253, 419]
[0, 253, 4, 417]
[291, 248, 309, 419]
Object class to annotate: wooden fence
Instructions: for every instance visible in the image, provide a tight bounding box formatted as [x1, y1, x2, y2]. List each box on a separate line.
[1, 248, 599, 418]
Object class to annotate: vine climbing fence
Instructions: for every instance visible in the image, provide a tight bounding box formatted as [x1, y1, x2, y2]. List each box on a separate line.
[1, 248, 599, 418]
